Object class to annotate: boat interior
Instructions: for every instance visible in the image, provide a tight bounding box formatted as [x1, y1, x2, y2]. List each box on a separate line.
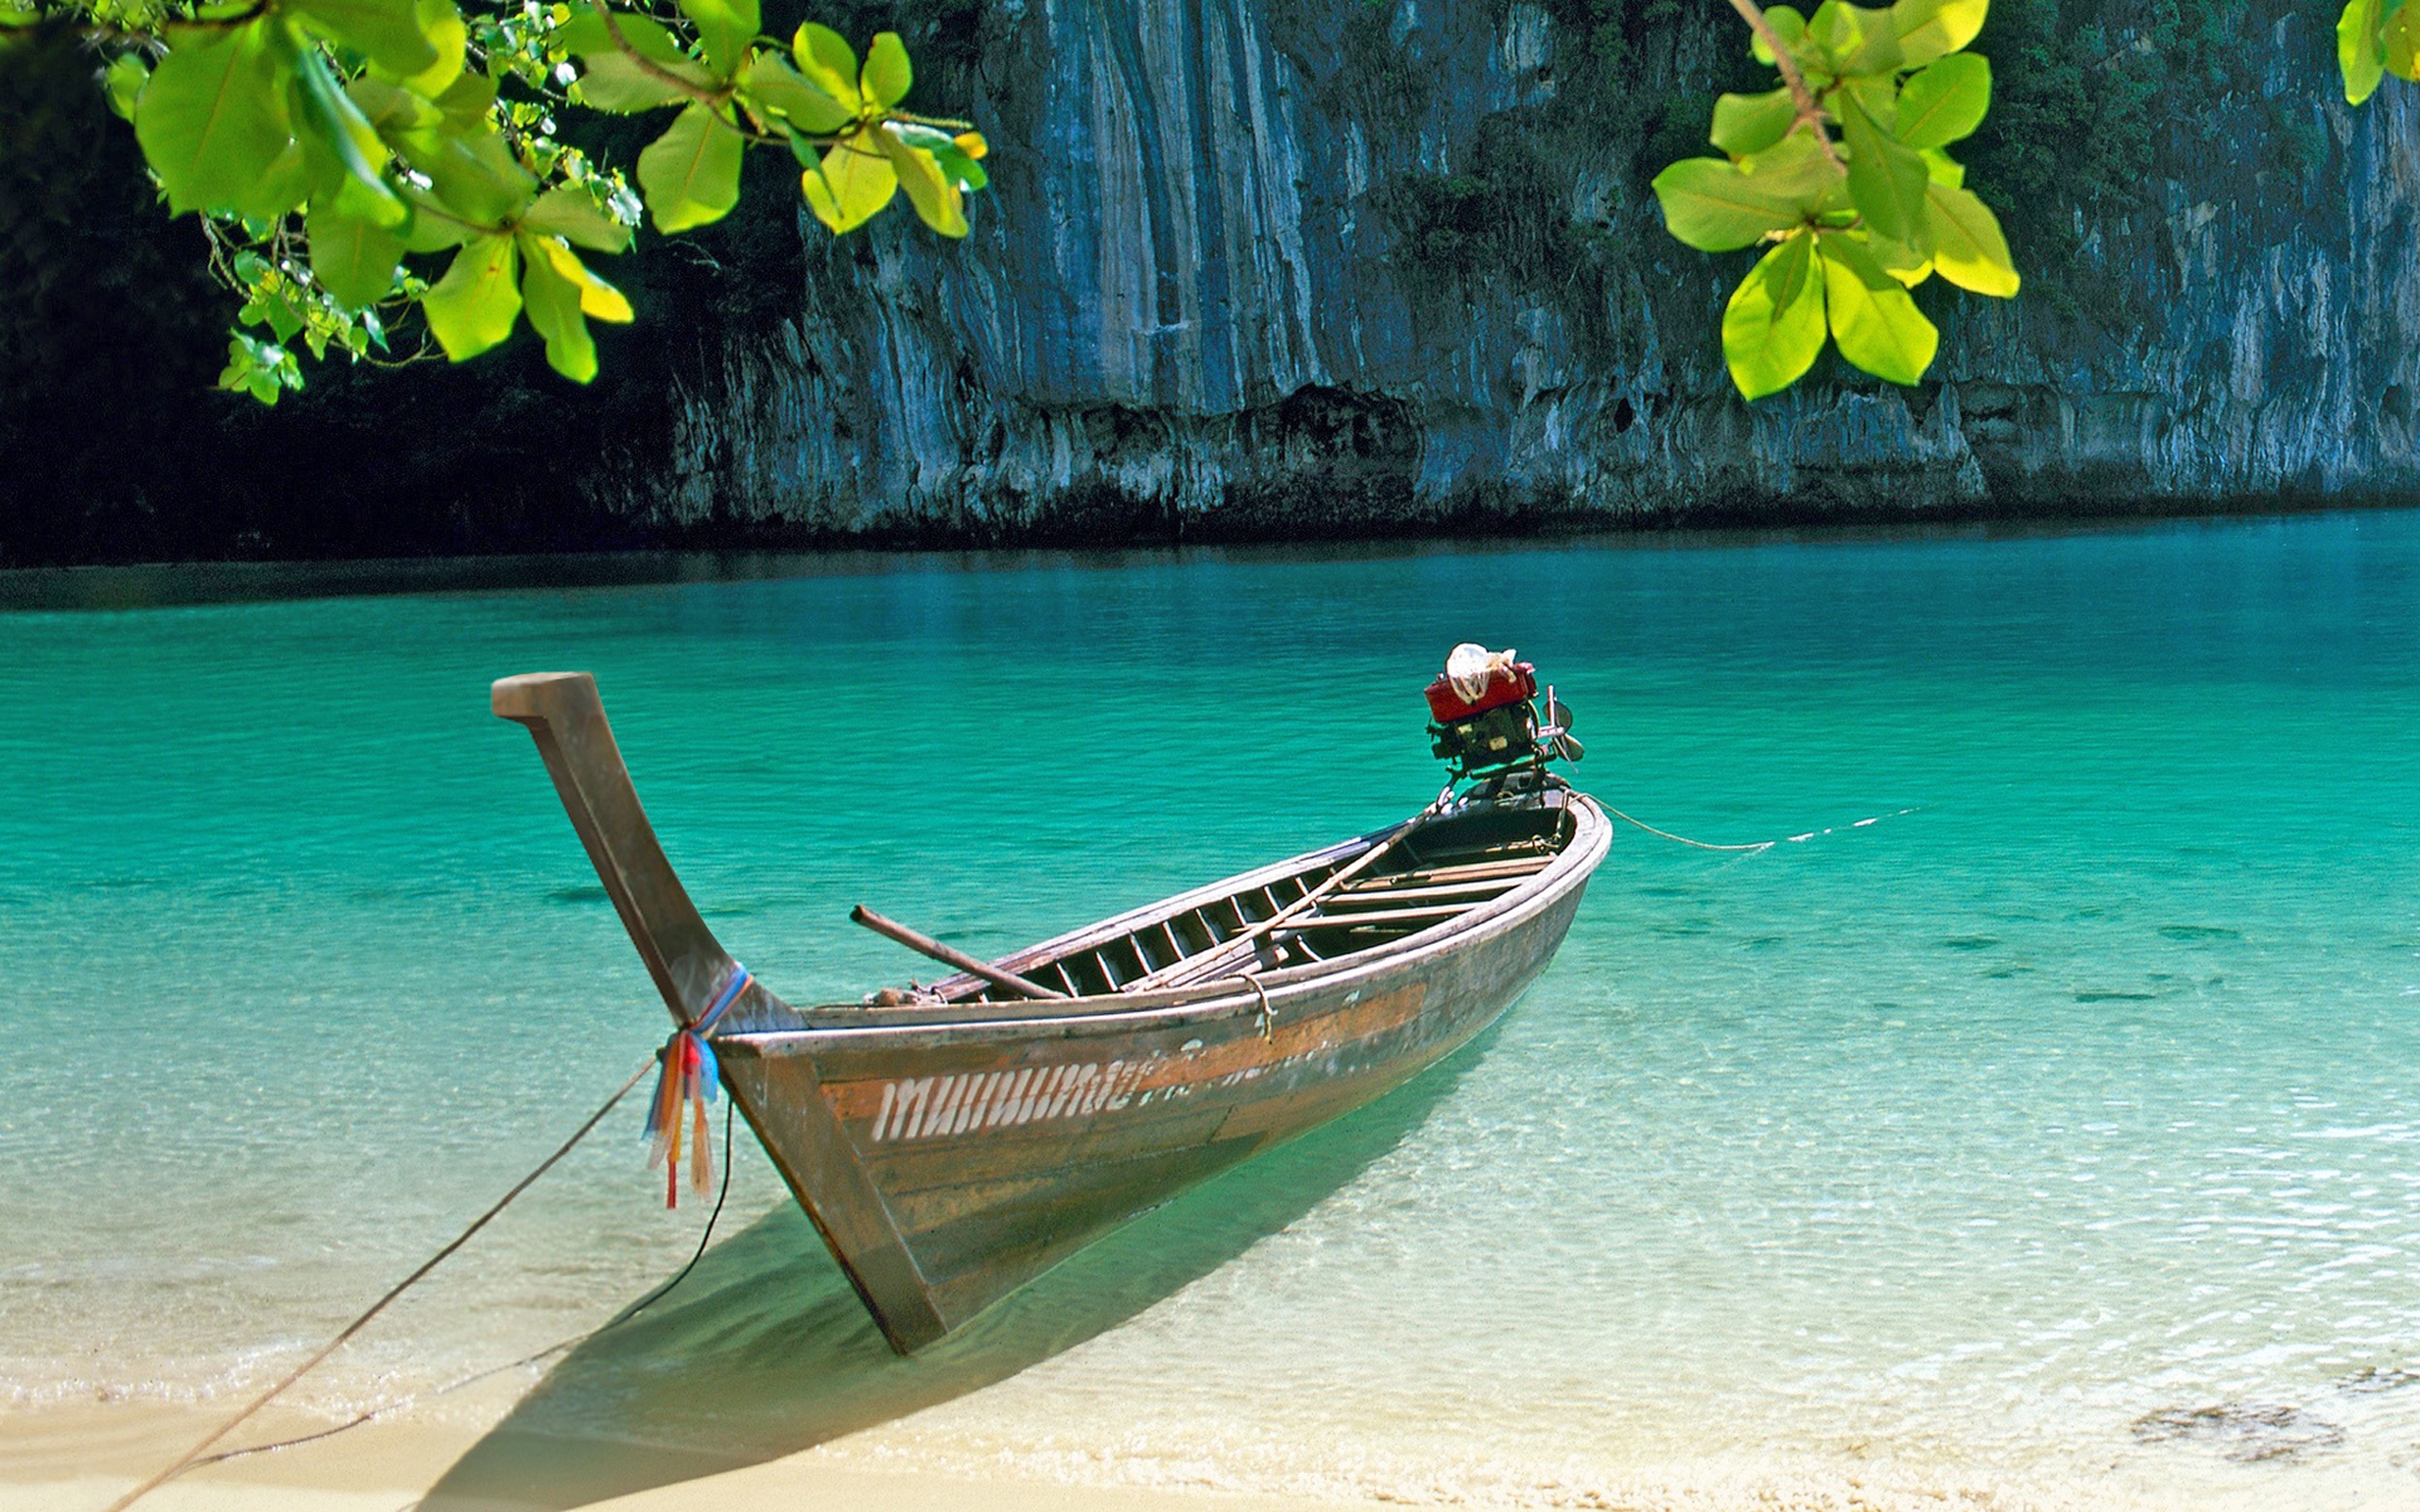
[920, 792, 1583, 1007]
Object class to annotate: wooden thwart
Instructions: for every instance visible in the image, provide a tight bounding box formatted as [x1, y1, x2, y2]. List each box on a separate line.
[851, 905, 1069, 1001]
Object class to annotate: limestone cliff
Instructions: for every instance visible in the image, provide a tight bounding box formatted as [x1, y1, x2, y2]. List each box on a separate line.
[599, 0, 2420, 538]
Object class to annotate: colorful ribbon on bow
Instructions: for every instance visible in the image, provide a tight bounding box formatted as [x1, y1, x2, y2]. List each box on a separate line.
[645, 963, 750, 1209]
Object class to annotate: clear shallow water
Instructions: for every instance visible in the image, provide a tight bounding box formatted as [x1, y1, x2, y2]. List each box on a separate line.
[5, 514, 2420, 1508]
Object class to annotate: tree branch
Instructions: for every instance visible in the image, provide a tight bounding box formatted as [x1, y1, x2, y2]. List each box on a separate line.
[1724, 0, 1845, 172]
[591, 0, 726, 105]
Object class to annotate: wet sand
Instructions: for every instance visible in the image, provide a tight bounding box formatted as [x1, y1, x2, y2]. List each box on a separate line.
[3, 1402, 1390, 1512]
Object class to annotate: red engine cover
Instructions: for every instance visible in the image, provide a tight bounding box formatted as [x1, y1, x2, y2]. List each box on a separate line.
[1425, 662, 1537, 722]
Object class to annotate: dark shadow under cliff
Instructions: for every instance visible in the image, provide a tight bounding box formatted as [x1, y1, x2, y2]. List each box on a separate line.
[3, 0, 2410, 566]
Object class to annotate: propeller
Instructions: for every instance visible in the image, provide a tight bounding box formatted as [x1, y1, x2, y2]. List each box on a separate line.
[1539, 688, 1584, 764]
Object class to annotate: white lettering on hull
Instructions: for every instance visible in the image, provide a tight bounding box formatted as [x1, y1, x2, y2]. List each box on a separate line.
[870, 1059, 1150, 1143]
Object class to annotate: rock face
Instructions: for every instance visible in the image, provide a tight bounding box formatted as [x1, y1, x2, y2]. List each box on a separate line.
[615, 0, 2420, 539]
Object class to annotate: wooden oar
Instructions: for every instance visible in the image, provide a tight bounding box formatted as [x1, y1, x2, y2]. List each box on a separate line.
[851, 905, 1069, 1001]
[1125, 807, 1436, 994]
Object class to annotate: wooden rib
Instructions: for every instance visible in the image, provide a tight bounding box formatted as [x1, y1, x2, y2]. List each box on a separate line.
[1132, 816, 1432, 994]
[1132, 927, 1169, 974]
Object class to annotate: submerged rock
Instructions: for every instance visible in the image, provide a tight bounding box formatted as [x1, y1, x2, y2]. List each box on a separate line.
[2133, 1402, 2346, 1462]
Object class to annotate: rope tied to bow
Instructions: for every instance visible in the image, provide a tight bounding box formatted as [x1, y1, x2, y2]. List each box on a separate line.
[646, 963, 749, 1208]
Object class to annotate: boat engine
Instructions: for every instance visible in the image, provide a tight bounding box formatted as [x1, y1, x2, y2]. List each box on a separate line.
[1425, 643, 1583, 782]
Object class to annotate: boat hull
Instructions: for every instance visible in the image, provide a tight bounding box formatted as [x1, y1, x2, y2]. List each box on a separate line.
[491, 670, 1607, 1354]
[717, 858, 1595, 1351]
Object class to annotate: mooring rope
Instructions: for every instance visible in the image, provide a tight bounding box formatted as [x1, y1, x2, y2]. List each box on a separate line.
[102, 1057, 661, 1512]
[1602, 802, 1920, 855]
[187, 1097, 741, 1475]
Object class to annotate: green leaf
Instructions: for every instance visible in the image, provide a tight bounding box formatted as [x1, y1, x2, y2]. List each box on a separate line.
[347, 75, 441, 131]
[1919, 146, 1965, 187]
[1839, 91, 1930, 250]
[744, 52, 854, 132]
[136, 24, 294, 217]
[420, 234, 521, 359]
[1892, 0, 1987, 65]
[398, 189, 469, 249]
[792, 22, 861, 112]
[800, 125, 897, 232]
[1722, 229, 1826, 400]
[1711, 88, 1795, 158]
[1894, 54, 1988, 148]
[677, 0, 758, 77]
[219, 334, 298, 404]
[518, 242, 594, 381]
[308, 203, 405, 308]
[531, 234, 634, 318]
[514, 235, 633, 382]
[563, 6, 711, 106]
[1651, 157, 1812, 251]
[1808, 0, 1899, 74]
[560, 9, 684, 62]
[394, 0, 464, 96]
[2342, 0, 2388, 103]
[522, 185, 632, 251]
[1737, 129, 1852, 203]
[432, 69, 495, 132]
[934, 146, 986, 192]
[287, 0, 438, 77]
[1844, 73, 1897, 130]
[287, 43, 406, 226]
[1816, 231, 1937, 384]
[105, 56, 148, 122]
[577, 50, 703, 111]
[395, 124, 534, 224]
[255, 291, 303, 341]
[1829, 0, 1907, 74]
[863, 30, 910, 107]
[1924, 180, 2018, 296]
[637, 102, 745, 232]
[874, 123, 965, 236]
[1867, 232, 1932, 286]
[2390, 0, 2420, 79]
[1752, 5, 1809, 66]
[250, 140, 316, 221]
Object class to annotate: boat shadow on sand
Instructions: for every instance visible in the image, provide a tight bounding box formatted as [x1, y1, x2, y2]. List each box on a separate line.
[418, 1025, 1498, 1512]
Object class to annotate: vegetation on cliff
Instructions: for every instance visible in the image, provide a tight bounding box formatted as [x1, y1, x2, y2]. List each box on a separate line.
[1, 0, 986, 405]
[0, 0, 2390, 564]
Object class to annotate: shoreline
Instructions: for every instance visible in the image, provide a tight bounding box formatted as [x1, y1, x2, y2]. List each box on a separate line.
[2, 498, 2407, 612]
[8, 1400, 2391, 1512]
[2, 1401, 1401, 1512]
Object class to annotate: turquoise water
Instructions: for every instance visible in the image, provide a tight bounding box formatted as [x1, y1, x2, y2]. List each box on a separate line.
[5, 513, 2420, 1508]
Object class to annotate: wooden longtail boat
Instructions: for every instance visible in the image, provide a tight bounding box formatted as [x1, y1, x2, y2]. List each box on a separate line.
[493, 662, 1609, 1353]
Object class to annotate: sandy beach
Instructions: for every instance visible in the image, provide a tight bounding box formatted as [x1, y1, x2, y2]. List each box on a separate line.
[5, 1401, 1395, 1512]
